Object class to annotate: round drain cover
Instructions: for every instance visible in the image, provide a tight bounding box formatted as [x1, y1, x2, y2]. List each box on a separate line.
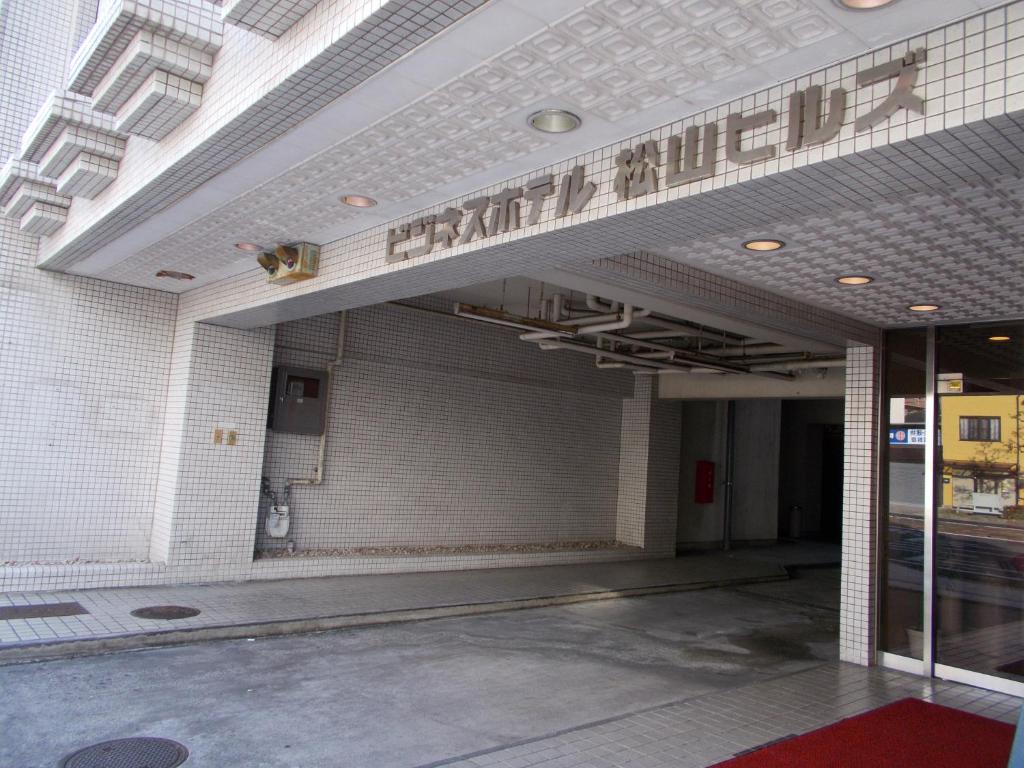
[129, 605, 201, 620]
[59, 737, 188, 768]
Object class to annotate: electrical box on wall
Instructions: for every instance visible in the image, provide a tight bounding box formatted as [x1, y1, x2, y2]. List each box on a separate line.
[268, 366, 329, 435]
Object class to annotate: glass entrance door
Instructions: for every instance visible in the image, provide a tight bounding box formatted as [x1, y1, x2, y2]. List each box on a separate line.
[934, 324, 1024, 688]
[881, 323, 1024, 695]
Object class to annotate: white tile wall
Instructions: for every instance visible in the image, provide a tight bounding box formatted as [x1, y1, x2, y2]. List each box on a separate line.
[167, 323, 275, 567]
[615, 377, 681, 555]
[257, 299, 635, 553]
[222, 0, 321, 39]
[42, 0, 489, 271]
[151, 320, 274, 572]
[840, 344, 879, 665]
[0, 0, 178, 570]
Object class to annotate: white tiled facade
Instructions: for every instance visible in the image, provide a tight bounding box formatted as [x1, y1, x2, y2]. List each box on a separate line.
[144, 3, 1023, 333]
[839, 345, 879, 666]
[257, 299, 635, 553]
[0, 0, 178, 568]
[2, 0, 1023, 696]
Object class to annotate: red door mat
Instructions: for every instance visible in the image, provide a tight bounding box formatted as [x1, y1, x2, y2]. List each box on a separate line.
[711, 698, 1015, 768]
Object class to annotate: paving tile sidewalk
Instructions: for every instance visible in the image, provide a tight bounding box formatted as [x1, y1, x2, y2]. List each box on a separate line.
[434, 663, 1023, 768]
[0, 552, 787, 659]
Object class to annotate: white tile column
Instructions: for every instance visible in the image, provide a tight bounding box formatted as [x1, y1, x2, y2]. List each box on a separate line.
[151, 320, 274, 576]
[840, 345, 880, 665]
[616, 377, 680, 556]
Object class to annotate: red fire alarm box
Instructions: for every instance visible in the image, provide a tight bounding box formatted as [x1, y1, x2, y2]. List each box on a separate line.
[694, 460, 715, 504]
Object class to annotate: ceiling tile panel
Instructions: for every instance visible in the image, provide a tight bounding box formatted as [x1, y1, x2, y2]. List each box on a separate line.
[68, 0, 1012, 307]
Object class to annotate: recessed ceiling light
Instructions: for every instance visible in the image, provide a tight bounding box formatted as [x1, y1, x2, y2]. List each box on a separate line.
[908, 304, 940, 312]
[988, 335, 1011, 342]
[836, 275, 874, 286]
[527, 109, 581, 134]
[835, 0, 897, 9]
[235, 242, 263, 252]
[742, 239, 785, 251]
[340, 194, 377, 208]
[155, 270, 195, 280]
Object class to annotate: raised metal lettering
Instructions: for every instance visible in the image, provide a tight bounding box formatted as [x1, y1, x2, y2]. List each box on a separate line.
[725, 109, 777, 165]
[855, 49, 926, 132]
[666, 124, 718, 187]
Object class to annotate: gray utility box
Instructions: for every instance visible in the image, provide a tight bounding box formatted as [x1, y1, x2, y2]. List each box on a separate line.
[268, 366, 329, 435]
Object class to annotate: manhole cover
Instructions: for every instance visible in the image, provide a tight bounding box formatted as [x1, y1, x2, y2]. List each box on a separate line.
[59, 737, 188, 768]
[129, 606, 201, 620]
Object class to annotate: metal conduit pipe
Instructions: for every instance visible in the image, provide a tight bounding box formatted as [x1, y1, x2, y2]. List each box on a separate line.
[588, 331, 789, 379]
[286, 310, 347, 493]
[552, 293, 565, 322]
[704, 343, 783, 357]
[625, 329, 702, 340]
[520, 304, 651, 341]
[537, 340, 684, 371]
[586, 295, 621, 313]
[598, 348, 676, 366]
[574, 304, 637, 335]
[643, 316, 742, 339]
[747, 358, 846, 372]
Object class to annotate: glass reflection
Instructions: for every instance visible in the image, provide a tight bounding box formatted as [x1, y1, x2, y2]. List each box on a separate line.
[881, 329, 926, 658]
[935, 323, 1024, 683]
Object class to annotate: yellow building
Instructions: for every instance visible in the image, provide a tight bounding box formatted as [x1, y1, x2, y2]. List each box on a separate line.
[940, 394, 1024, 512]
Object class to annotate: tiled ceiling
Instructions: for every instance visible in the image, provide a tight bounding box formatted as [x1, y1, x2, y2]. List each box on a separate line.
[68, 0, 1005, 294]
[658, 174, 1024, 327]
[201, 113, 1024, 334]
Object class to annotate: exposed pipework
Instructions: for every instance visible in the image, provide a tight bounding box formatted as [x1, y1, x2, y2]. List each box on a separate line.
[747, 358, 846, 372]
[286, 310, 347, 493]
[587, 331, 793, 379]
[520, 300, 650, 341]
[704, 342, 784, 357]
[452, 294, 831, 380]
[455, 302, 578, 337]
[537, 339, 679, 370]
[626, 329, 701, 340]
[586, 295, 620, 313]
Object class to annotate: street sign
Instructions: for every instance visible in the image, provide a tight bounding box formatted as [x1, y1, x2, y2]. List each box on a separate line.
[889, 427, 926, 445]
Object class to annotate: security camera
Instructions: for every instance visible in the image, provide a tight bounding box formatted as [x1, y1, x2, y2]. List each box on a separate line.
[275, 245, 299, 270]
[259, 243, 320, 284]
[257, 251, 280, 275]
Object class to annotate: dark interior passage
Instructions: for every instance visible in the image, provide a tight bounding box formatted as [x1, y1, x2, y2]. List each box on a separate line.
[676, 398, 844, 551]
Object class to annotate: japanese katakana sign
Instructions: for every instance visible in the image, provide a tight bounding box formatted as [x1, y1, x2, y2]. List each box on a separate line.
[385, 49, 926, 262]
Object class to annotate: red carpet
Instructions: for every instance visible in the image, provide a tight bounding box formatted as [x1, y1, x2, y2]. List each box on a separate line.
[711, 698, 1014, 768]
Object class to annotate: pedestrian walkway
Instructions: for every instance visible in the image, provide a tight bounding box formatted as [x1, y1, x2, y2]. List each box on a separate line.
[435, 663, 1022, 768]
[0, 551, 789, 661]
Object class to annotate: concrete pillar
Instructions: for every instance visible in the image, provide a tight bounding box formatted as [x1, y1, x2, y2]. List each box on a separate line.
[730, 400, 782, 543]
[151, 320, 275, 574]
[839, 345, 879, 665]
[616, 377, 680, 555]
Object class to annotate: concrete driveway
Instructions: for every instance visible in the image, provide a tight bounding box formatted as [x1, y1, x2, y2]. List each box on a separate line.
[0, 577, 839, 767]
